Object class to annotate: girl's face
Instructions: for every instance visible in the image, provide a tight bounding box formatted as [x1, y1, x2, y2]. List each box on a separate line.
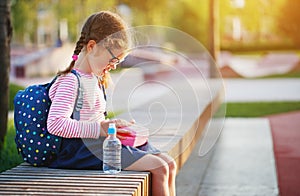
[87, 44, 126, 77]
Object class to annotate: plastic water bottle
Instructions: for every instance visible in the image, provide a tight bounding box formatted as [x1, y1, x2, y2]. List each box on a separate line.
[103, 123, 121, 174]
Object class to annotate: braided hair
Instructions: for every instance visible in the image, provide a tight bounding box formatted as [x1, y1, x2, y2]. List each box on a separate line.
[58, 11, 129, 88]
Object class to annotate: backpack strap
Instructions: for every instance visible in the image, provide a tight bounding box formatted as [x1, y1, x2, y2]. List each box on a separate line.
[69, 70, 107, 119]
[70, 69, 83, 120]
[100, 84, 107, 117]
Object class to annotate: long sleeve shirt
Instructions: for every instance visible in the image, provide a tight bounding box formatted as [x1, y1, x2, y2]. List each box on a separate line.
[47, 69, 106, 138]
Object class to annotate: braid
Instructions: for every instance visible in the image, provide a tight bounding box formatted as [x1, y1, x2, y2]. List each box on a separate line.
[57, 14, 97, 76]
[57, 11, 129, 90]
[57, 32, 86, 75]
[74, 32, 86, 55]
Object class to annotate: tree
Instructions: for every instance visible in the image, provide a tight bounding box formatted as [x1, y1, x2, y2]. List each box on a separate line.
[0, 0, 12, 149]
[11, 0, 38, 44]
[276, 0, 300, 46]
[170, 0, 209, 47]
[119, 0, 170, 26]
[208, 0, 220, 77]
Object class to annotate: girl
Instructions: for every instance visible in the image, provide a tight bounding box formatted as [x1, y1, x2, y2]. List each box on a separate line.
[47, 11, 176, 196]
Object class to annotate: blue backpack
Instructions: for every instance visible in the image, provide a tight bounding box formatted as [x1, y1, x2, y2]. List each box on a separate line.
[14, 70, 83, 166]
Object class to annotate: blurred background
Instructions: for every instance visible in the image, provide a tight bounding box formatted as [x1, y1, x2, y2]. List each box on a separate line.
[10, 0, 299, 50]
[8, 0, 300, 78]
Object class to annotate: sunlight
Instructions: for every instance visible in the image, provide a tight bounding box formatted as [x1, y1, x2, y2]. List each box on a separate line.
[231, 0, 245, 8]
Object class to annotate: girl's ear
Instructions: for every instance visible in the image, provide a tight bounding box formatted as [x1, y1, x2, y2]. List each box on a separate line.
[86, 40, 97, 53]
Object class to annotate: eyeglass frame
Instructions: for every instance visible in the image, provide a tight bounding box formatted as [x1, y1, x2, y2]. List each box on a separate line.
[105, 47, 121, 65]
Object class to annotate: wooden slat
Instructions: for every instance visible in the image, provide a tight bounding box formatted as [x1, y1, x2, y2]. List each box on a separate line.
[0, 191, 131, 196]
[0, 163, 151, 196]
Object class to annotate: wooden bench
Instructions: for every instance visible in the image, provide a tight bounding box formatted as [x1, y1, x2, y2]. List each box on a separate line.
[2, 68, 224, 195]
[0, 163, 150, 196]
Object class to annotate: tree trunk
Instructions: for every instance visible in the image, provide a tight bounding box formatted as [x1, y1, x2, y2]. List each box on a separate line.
[208, 0, 220, 78]
[0, 0, 12, 149]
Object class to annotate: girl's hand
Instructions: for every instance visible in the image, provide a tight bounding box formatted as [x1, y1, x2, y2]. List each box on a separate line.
[113, 119, 135, 128]
[100, 120, 111, 137]
[101, 118, 135, 139]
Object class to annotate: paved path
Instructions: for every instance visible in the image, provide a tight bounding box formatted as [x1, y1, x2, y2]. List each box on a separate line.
[198, 118, 278, 196]
[224, 78, 300, 102]
[176, 117, 279, 196]
[176, 78, 300, 196]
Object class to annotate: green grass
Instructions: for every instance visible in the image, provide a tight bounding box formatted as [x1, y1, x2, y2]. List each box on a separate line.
[262, 70, 300, 78]
[9, 83, 25, 111]
[225, 101, 300, 117]
[1, 83, 25, 172]
[0, 120, 23, 172]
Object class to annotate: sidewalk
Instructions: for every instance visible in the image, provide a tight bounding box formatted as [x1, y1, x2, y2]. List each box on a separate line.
[224, 78, 300, 102]
[176, 118, 279, 196]
[198, 118, 278, 196]
[176, 78, 300, 196]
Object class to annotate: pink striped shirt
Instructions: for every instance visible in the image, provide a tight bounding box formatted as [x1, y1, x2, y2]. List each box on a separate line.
[47, 70, 106, 138]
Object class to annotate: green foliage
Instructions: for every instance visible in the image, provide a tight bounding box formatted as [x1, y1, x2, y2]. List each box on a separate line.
[276, 0, 300, 46]
[219, 0, 291, 50]
[10, 0, 210, 47]
[11, 0, 118, 43]
[11, 0, 39, 43]
[121, 0, 171, 25]
[10, 0, 299, 50]
[0, 120, 23, 172]
[169, 0, 209, 47]
[53, 0, 117, 41]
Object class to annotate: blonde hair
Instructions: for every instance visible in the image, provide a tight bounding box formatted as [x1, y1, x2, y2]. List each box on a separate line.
[58, 11, 129, 88]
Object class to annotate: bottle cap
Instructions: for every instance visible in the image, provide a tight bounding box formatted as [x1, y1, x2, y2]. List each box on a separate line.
[107, 123, 116, 135]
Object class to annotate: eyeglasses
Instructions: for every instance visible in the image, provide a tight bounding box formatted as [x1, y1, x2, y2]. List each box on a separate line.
[106, 47, 120, 65]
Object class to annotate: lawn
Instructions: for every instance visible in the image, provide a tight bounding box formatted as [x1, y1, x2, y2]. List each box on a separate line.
[225, 101, 300, 117]
[0, 84, 25, 172]
[9, 83, 24, 111]
[0, 120, 23, 172]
